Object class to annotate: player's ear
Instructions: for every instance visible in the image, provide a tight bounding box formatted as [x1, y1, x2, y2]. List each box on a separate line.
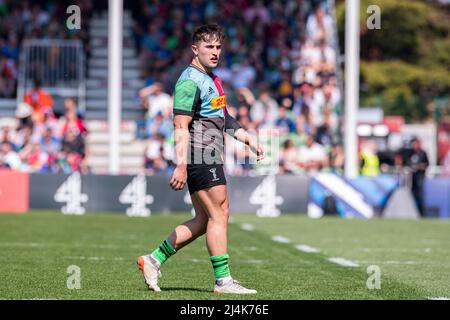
[191, 44, 198, 56]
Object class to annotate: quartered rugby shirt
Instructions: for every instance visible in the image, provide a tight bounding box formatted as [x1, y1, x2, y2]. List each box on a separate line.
[173, 64, 242, 166]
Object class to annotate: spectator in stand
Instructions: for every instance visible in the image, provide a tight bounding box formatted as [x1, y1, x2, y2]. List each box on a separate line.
[244, 0, 271, 25]
[275, 106, 296, 134]
[306, 4, 334, 45]
[15, 102, 34, 132]
[0, 126, 15, 150]
[279, 138, 301, 174]
[15, 125, 33, 151]
[59, 108, 87, 138]
[231, 57, 256, 90]
[32, 107, 59, 143]
[315, 112, 334, 150]
[0, 32, 20, 61]
[61, 128, 88, 174]
[330, 143, 344, 174]
[235, 87, 256, 113]
[139, 82, 173, 118]
[40, 127, 60, 155]
[0, 141, 21, 170]
[137, 82, 173, 139]
[405, 137, 429, 217]
[24, 78, 54, 124]
[442, 149, 450, 177]
[0, 53, 17, 97]
[298, 134, 327, 173]
[63, 97, 84, 119]
[297, 104, 316, 136]
[144, 133, 168, 175]
[62, 128, 85, 158]
[0, 155, 10, 169]
[250, 88, 279, 129]
[359, 139, 380, 177]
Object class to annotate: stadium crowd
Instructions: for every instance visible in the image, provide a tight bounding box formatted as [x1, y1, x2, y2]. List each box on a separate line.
[0, 83, 89, 173]
[0, 0, 92, 98]
[0, 0, 92, 173]
[133, 0, 343, 176]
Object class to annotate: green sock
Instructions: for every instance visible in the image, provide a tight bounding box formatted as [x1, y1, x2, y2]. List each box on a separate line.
[151, 238, 176, 264]
[210, 253, 231, 280]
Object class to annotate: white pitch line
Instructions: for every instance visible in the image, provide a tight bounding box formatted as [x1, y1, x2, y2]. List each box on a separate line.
[242, 260, 265, 264]
[0, 242, 51, 248]
[271, 235, 291, 244]
[240, 223, 255, 231]
[328, 257, 360, 267]
[384, 260, 417, 265]
[295, 244, 321, 253]
[427, 297, 450, 300]
[355, 260, 427, 265]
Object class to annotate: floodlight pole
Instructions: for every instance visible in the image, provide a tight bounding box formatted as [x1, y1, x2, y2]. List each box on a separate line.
[108, 0, 123, 175]
[344, 0, 360, 178]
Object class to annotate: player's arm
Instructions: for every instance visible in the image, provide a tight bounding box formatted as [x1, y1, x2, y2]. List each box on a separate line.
[170, 114, 192, 190]
[225, 110, 265, 161]
[169, 79, 198, 191]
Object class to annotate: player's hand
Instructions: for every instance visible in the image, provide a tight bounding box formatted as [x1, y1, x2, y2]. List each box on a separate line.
[250, 143, 265, 161]
[170, 165, 187, 191]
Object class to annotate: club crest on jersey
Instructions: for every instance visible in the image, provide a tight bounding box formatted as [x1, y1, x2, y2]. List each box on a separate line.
[209, 168, 219, 181]
[211, 95, 226, 109]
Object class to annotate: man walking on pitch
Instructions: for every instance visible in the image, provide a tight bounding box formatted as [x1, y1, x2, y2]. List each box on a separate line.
[137, 24, 265, 294]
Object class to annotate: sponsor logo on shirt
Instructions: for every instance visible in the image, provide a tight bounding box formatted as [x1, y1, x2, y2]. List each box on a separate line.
[211, 95, 226, 109]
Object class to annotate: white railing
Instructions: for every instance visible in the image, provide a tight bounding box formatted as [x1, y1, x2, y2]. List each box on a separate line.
[17, 39, 86, 112]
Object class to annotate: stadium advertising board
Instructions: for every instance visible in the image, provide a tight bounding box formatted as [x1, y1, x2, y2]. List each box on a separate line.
[28, 173, 309, 216]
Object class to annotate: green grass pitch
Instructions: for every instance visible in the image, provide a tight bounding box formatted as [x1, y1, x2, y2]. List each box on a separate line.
[0, 210, 449, 300]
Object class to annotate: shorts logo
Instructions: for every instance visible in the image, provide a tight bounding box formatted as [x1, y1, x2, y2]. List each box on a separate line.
[211, 95, 226, 109]
[209, 168, 219, 182]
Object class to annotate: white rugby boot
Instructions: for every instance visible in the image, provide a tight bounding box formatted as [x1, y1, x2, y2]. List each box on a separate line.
[213, 277, 257, 294]
[137, 254, 162, 292]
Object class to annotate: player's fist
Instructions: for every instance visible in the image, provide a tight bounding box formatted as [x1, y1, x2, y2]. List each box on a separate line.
[255, 143, 265, 161]
[250, 142, 265, 161]
[170, 166, 187, 191]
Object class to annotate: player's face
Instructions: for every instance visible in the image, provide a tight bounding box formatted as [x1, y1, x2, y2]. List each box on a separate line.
[192, 37, 221, 70]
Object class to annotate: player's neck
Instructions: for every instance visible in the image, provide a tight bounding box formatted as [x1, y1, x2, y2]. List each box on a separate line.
[191, 58, 212, 74]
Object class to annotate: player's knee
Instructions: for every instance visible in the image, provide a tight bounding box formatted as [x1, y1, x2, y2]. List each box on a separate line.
[223, 206, 229, 222]
[209, 207, 228, 225]
[221, 202, 229, 222]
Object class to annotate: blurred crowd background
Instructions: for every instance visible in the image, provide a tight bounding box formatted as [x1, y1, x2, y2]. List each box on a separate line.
[0, 0, 449, 179]
[133, 0, 343, 176]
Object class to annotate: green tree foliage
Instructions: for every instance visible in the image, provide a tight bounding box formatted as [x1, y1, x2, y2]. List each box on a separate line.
[336, 0, 450, 121]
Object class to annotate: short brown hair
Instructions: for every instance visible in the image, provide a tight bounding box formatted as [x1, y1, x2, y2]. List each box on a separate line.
[192, 24, 225, 44]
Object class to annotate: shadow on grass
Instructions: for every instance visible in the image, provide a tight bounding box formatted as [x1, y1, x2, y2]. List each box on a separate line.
[138, 287, 212, 293]
[161, 287, 212, 293]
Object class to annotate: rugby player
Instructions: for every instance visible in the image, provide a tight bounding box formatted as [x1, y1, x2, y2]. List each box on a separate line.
[138, 24, 265, 294]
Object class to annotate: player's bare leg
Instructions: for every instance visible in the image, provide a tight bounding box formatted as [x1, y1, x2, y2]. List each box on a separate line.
[196, 185, 256, 294]
[137, 193, 208, 291]
[167, 192, 208, 250]
[196, 185, 229, 256]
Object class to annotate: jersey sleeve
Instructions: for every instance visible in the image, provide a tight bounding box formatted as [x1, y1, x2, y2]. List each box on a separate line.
[173, 79, 200, 116]
[224, 110, 242, 138]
